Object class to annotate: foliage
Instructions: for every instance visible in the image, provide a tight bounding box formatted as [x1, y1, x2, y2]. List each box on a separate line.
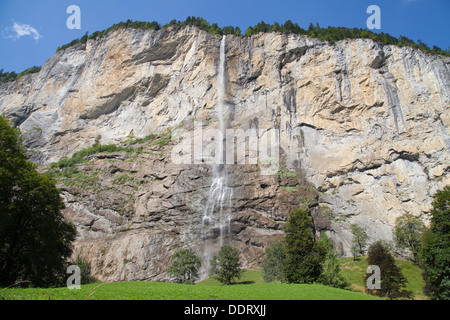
[209, 246, 243, 285]
[127, 133, 158, 145]
[350, 224, 369, 259]
[53, 17, 449, 57]
[364, 241, 413, 299]
[317, 233, 349, 289]
[70, 255, 97, 285]
[49, 142, 134, 175]
[419, 185, 450, 300]
[393, 213, 426, 262]
[261, 239, 286, 283]
[0, 66, 41, 83]
[283, 207, 326, 283]
[0, 115, 77, 288]
[57, 20, 161, 52]
[338, 256, 427, 299]
[167, 248, 202, 284]
[0, 279, 381, 300]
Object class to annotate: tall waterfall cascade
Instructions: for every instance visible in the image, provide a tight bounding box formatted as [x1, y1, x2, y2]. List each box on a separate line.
[200, 35, 234, 277]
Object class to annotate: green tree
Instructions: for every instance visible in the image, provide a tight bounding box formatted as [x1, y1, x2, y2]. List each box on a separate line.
[261, 238, 286, 283]
[283, 207, 326, 283]
[167, 248, 202, 284]
[365, 241, 413, 299]
[350, 223, 369, 259]
[245, 26, 255, 37]
[317, 233, 349, 289]
[419, 186, 450, 300]
[0, 115, 77, 287]
[393, 213, 426, 262]
[209, 246, 243, 285]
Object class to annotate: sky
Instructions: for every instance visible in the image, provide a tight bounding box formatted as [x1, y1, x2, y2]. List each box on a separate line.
[0, 0, 449, 72]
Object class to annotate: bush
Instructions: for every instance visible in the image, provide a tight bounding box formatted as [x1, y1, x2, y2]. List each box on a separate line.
[49, 143, 133, 173]
[71, 255, 97, 285]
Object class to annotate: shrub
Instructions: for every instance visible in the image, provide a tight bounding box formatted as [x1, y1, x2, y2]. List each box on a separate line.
[71, 255, 97, 285]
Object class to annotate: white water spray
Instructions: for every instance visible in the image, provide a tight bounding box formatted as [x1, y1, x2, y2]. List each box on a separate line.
[201, 35, 233, 276]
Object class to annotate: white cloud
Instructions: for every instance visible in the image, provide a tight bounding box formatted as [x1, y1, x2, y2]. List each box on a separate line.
[3, 21, 42, 41]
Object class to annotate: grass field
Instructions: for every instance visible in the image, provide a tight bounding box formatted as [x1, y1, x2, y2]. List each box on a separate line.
[1, 280, 379, 300]
[0, 257, 425, 300]
[339, 257, 427, 300]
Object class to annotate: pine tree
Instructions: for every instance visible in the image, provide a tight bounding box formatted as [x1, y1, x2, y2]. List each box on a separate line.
[283, 207, 326, 283]
[365, 241, 413, 299]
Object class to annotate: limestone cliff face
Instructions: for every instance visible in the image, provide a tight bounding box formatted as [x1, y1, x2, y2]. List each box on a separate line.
[0, 26, 448, 281]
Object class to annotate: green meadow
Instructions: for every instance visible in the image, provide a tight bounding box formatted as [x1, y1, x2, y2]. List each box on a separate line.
[1, 257, 425, 300]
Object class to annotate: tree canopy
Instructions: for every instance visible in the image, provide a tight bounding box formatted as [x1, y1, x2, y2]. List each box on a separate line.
[167, 248, 202, 284]
[419, 186, 450, 300]
[0, 115, 77, 288]
[394, 213, 426, 262]
[209, 246, 243, 285]
[0, 66, 41, 83]
[261, 238, 286, 283]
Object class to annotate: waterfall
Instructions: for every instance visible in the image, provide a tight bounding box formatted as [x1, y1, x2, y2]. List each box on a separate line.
[200, 35, 233, 277]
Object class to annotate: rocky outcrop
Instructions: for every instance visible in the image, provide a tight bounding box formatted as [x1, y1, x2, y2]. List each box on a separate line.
[0, 25, 448, 281]
[53, 136, 318, 282]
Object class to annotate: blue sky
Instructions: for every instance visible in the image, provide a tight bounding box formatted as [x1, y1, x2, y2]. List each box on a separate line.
[0, 0, 449, 72]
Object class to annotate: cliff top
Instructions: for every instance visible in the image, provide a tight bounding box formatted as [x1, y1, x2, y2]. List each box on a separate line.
[1, 17, 448, 83]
